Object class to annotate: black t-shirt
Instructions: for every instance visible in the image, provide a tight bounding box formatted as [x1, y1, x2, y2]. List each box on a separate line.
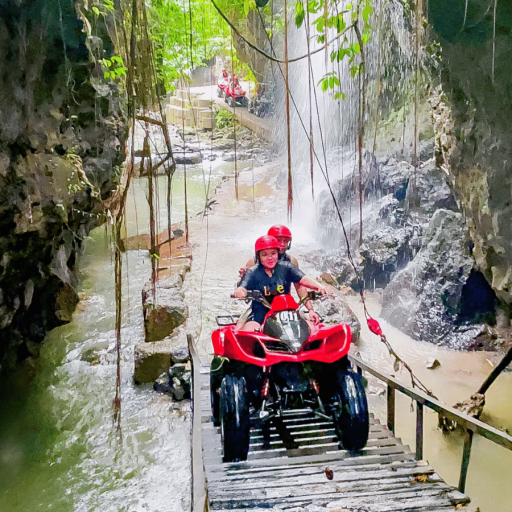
[279, 252, 291, 262]
[239, 261, 305, 323]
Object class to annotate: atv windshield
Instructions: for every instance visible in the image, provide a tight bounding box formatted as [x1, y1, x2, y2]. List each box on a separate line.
[263, 310, 310, 352]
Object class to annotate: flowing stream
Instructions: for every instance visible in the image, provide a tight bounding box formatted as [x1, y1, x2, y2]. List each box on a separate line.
[0, 160, 246, 511]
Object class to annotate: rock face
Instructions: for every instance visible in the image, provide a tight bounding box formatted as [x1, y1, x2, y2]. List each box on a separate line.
[142, 274, 188, 342]
[428, 1, 512, 307]
[0, 1, 126, 369]
[381, 210, 484, 349]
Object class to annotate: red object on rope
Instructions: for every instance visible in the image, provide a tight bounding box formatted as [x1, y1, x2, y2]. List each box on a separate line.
[367, 318, 383, 337]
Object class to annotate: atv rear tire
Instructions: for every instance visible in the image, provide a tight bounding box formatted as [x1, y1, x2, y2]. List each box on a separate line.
[331, 370, 369, 452]
[220, 374, 251, 462]
[217, 86, 223, 98]
[227, 96, 235, 107]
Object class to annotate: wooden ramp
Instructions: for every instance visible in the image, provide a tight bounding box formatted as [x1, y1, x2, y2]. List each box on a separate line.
[195, 366, 470, 512]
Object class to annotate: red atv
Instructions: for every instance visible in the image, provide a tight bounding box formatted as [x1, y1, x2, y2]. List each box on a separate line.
[210, 291, 369, 462]
[223, 75, 248, 108]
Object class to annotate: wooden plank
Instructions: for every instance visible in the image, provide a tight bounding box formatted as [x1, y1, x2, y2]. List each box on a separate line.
[210, 466, 438, 493]
[204, 446, 414, 472]
[208, 484, 460, 510]
[208, 477, 453, 502]
[205, 460, 425, 483]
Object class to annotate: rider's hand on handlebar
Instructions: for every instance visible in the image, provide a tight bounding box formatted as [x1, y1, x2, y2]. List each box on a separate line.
[308, 310, 321, 325]
[233, 287, 247, 299]
[318, 285, 335, 296]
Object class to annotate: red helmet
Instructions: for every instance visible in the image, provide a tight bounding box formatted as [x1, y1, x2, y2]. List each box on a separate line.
[255, 235, 280, 254]
[268, 225, 292, 239]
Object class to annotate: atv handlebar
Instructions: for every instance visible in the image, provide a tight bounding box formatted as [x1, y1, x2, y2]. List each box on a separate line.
[230, 290, 264, 300]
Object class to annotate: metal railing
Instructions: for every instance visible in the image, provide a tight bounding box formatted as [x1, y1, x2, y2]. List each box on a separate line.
[349, 354, 512, 493]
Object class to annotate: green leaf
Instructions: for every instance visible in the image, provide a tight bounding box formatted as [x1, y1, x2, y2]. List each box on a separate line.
[152, 253, 160, 259]
[111, 55, 123, 64]
[328, 76, 334, 88]
[295, 1, 305, 28]
[346, 3, 352, 9]
[92, 6, 100, 15]
[352, 42, 360, 54]
[334, 92, 341, 100]
[307, 0, 318, 13]
[317, 34, 325, 44]
[313, 15, 325, 32]
[350, 65, 360, 77]
[334, 13, 346, 33]
[362, 4, 373, 23]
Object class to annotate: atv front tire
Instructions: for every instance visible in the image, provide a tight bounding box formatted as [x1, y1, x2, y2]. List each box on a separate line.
[220, 374, 251, 462]
[331, 370, 369, 452]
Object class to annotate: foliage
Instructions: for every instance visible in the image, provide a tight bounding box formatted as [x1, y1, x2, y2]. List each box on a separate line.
[147, 0, 232, 91]
[215, 108, 235, 128]
[294, 0, 375, 100]
[101, 56, 127, 80]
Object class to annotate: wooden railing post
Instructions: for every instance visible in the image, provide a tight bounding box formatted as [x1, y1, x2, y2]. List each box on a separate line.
[458, 429, 474, 493]
[416, 402, 423, 460]
[387, 385, 395, 433]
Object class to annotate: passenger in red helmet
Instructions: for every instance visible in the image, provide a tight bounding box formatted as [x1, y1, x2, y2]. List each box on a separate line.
[239, 225, 321, 324]
[234, 235, 332, 332]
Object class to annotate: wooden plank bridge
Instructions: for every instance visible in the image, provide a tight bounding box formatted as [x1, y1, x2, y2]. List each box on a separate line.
[189, 337, 512, 512]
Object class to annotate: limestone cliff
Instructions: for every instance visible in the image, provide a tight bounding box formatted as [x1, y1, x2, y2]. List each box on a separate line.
[428, 0, 512, 309]
[0, 0, 126, 369]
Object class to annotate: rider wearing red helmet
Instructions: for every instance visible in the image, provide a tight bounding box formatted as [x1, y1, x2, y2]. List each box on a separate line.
[239, 225, 320, 324]
[234, 235, 331, 332]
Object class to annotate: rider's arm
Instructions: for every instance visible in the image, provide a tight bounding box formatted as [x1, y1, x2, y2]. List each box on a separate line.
[234, 286, 247, 298]
[298, 276, 334, 296]
[239, 257, 256, 279]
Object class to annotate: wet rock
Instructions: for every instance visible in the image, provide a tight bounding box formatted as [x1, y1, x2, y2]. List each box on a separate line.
[142, 276, 188, 342]
[313, 295, 361, 343]
[154, 372, 172, 393]
[171, 346, 190, 364]
[381, 209, 484, 349]
[81, 341, 109, 364]
[425, 358, 441, 370]
[173, 151, 202, 165]
[169, 362, 187, 379]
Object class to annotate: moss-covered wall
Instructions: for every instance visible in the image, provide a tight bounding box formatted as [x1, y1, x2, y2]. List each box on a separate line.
[428, 0, 512, 305]
[0, 0, 127, 370]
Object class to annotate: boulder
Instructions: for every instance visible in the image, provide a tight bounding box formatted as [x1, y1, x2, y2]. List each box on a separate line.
[133, 334, 187, 384]
[142, 276, 188, 342]
[381, 209, 484, 349]
[313, 295, 361, 343]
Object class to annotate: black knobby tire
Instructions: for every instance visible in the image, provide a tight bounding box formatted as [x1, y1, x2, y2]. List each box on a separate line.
[217, 87, 223, 98]
[239, 97, 248, 107]
[220, 374, 251, 462]
[210, 366, 223, 426]
[331, 370, 369, 452]
[227, 96, 235, 107]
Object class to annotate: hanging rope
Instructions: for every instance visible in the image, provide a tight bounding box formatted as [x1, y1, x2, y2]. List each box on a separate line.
[284, 0, 292, 221]
[229, 33, 239, 201]
[306, 4, 314, 200]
